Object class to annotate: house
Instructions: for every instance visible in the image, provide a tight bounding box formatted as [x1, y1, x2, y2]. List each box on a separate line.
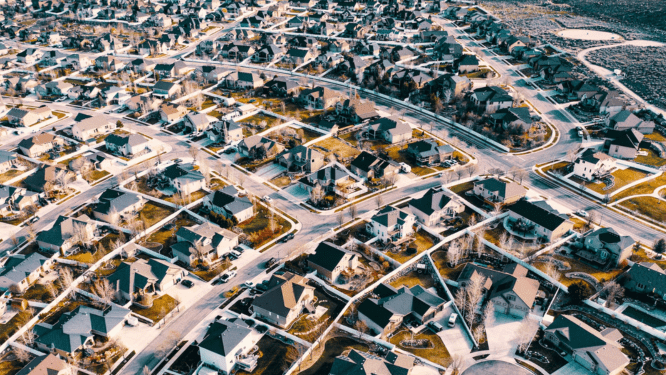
[0, 151, 17, 173]
[219, 42, 255, 61]
[252, 44, 285, 63]
[161, 163, 206, 195]
[358, 283, 445, 336]
[159, 103, 188, 123]
[298, 165, 356, 197]
[285, 47, 315, 65]
[71, 113, 114, 141]
[206, 120, 244, 144]
[183, 112, 216, 133]
[196, 65, 230, 83]
[34, 305, 131, 357]
[330, 349, 414, 375]
[152, 80, 181, 99]
[126, 95, 162, 114]
[93, 189, 145, 224]
[225, 72, 264, 89]
[575, 228, 635, 268]
[63, 54, 92, 70]
[199, 318, 260, 373]
[0, 184, 38, 213]
[15, 355, 68, 375]
[171, 222, 239, 265]
[264, 77, 301, 97]
[607, 129, 643, 159]
[107, 258, 186, 301]
[16, 48, 43, 64]
[36, 215, 95, 253]
[409, 187, 465, 226]
[39, 50, 67, 66]
[367, 206, 416, 242]
[23, 165, 74, 193]
[154, 63, 175, 78]
[544, 315, 629, 375]
[298, 86, 341, 109]
[127, 58, 155, 74]
[104, 133, 150, 157]
[337, 56, 368, 77]
[238, 136, 285, 160]
[572, 149, 616, 181]
[406, 139, 455, 166]
[473, 178, 527, 205]
[18, 133, 64, 158]
[336, 98, 379, 124]
[0, 253, 53, 292]
[7, 106, 52, 127]
[607, 110, 655, 135]
[470, 86, 513, 113]
[366, 117, 412, 144]
[506, 200, 574, 242]
[454, 54, 479, 73]
[69, 151, 111, 173]
[138, 39, 168, 56]
[94, 56, 124, 71]
[251, 272, 314, 328]
[623, 262, 666, 299]
[307, 241, 359, 282]
[488, 107, 533, 130]
[350, 152, 399, 181]
[277, 145, 324, 173]
[203, 186, 254, 223]
[457, 263, 539, 317]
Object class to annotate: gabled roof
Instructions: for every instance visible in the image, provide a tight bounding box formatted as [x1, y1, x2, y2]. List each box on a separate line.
[407, 139, 454, 158]
[252, 272, 313, 318]
[473, 178, 526, 201]
[409, 187, 456, 216]
[199, 318, 253, 357]
[330, 349, 414, 375]
[371, 206, 412, 228]
[367, 117, 411, 137]
[107, 258, 183, 295]
[206, 190, 253, 215]
[0, 253, 49, 285]
[15, 354, 67, 375]
[18, 133, 58, 149]
[94, 189, 142, 215]
[105, 133, 148, 148]
[508, 200, 570, 232]
[308, 241, 355, 272]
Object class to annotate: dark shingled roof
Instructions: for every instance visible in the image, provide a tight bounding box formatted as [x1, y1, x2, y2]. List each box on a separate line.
[308, 241, 354, 272]
[198, 318, 252, 356]
[508, 200, 569, 231]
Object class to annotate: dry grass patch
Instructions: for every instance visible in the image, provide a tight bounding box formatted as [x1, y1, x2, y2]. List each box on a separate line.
[315, 137, 361, 159]
[612, 173, 666, 201]
[389, 270, 435, 289]
[571, 168, 648, 194]
[619, 196, 666, 222]
[389, 329, 451, 366]
[131, 294, 179, 323]
[634, 149, 666, 167]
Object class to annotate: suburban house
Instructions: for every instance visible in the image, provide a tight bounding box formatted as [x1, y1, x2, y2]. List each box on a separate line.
[506, 200, 574, 242]
[575, 228, 635, 268]
[252, 44, 285, 63]
[34, 305, 131, 357]
[544, 315, 629, 375]
[69, 151, 111, 173]
[107, 258, 186, 301]
[0, 151, 17, 174]
[251, 272, 315, 328]
[406, 139, 455, 166]
[18, 133, 65, 158]
[489, 107, 533, 130]
[336, 98, 380, 124]
[206, 120, 243, 144]
[307, 241, 359, 282]
[183, 112, 217, 133]
[224, 72, 264, 89]
[198, 318, 260, 374]
[14, 355, 68, 375]
[171, 222, 240, 266]
[607, 110, 655, 135]
[7, 106, 52, 127]
[238, 136, 285, 160]
[623, 262, 666, 299]
[298, 165, 357, 197]
[457, 263, 539, 317]
[276, 145, 325, 173]
[473, 178, 527, 205]
[0, 253, 54, 292]
[572, 149, 616, 181]
[71, 113, 115, 141]
[159, 103, 188, 123]
[23, 165, 74, 192]
[358, 283, 446, 336]
[104, 133, 150, 157]
[126, 95, 162, 114]
[0, 184, 39, 213]
[366, 117, 412, 144]
[470, 86, 513, 113]
[298, 86, 341, 109]
[92, 189, 145, 224]
[36, 215, 96, 254]
[367, 206, 416, 242]
[409, 187, 465, 226]
[152, 80, 181, 99]
[607, 129, 643, 159]
[203, 186, 254, 223]
[454, 54, 480, 73]
[350, 152, 400, 180]
[330, 350, 414, 375]
[160, 163, 206, 195]
[264, 77, 301, 97]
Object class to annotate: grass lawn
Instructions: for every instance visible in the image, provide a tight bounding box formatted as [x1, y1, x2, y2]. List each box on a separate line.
[238, 336, 294, 375]
[270, 175, 292, 187]
[340, 130, 360, 146]
[162, 189, 208, 205]
[0, 170, 24, 184]
[385, 230, 437, 263]
[209, 178, 228, 190]
[314, 137, 361, 160]
[462, 68, 493, 79]
[0, 310, 33, 344]
[52, 111, 67, 119]
[86, 169, 110, 183]
[191, 261, 231, 281]
[635, 148, 666, 167]
[384, 145, 435, 176]
[449, 181, 474, 194]
[621, 306, 666, 328]
[630, 248, 666, 268]
[390, 270, 435, 289]
[432, 250, 465, 280]
[237, 205, 291, 249]
[619, 196, 666, 223]
[300, 127, 324, 143]
[241, 113, 281, 136]
[147, 212, 199, 255]
[389, 329, 451, 366]
[612, 173, 666, 201]
[535, 254, 623, 286]
[298, 337, 369, 375]
[21, 281, 61, 303]
[644, 131, 666, 142]
[572, 168, 648, 194]
[130, 294, 179, 323]
[0, 357, 25, 375]
[139, 201, 177, 229]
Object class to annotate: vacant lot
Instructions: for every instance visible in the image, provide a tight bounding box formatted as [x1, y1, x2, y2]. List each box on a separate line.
[314, 137, 361, 160]
[619, 196, 666, 223]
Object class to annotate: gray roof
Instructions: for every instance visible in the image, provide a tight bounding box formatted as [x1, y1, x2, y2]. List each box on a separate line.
[308, 241, 355, 272]
[206, 190, 253, 216]
[105, 133, 148, 148]
[330, 349, 414, 375]
[409, 187, 455, 216]
[94, 189, 142, 216]
[0, 150, 17, 165]
[474, 178, 526, 201]
[0, 253, 49, 287]
[198, 318, 252, 356]
[371, 206, 411, 228]
[36, 215, 92, 248]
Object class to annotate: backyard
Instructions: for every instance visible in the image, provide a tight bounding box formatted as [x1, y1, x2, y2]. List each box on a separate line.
[146, 212, 200, 256]
[389, 270, 436, 289]
[635, 149, 666, 167]
[130, 294, 179, 323]
[139, 201, 177, 229]
[570, 167, 649, 194]
[298, 336, 369, 375]
[612, 173, 666, 201]
[237, 336, 294, 375]
[384, 230, 439, 263]
[431, 250, 466, 280]
[237, 205, 292, 249]
[388, 329, 452, 366]
[534, 254, 624, 286]
[314, 137, 361, 162]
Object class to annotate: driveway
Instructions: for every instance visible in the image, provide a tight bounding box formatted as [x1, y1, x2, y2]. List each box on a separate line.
[283, 184, 310, 202]
[254, 163, 286, 180]
[462, 360, 532, 375]
[485, 312, 523, 353]
[551, 362, 591, 375]
[435, 304, 474, 358]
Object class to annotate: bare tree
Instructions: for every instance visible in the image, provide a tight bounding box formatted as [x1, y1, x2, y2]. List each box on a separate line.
[482, 300, 495, 328]
[473, 324, 485, 344]
[12, 347, 31, 363]
[22, 329, 36, 346]
[337, 212, 345, 228]
[450, 354, 464, 375]
[516, 316, 539, 353]
[354, 319, 368, 338]
[543, 259, 560, 281]
[455, 167, 465, 180]
[310, 185, 325, 206]
[188, 145, 199, 160]
[466, 163, 478, 178]
[349, 204, 358, 220]
[93, 279, 116, 308]
[447, 240, 462, 266]
[603, 281, 624, 308]
[465, 276, 486, 326]
[59, 267, 74, 290]
[192, 242, 207, 266]
[516, 169, 528, 184]
[198, 157, 211, 187]
[375, 194, 383, 209]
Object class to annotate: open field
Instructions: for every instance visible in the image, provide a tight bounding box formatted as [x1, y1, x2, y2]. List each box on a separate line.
[619, 196, 666, 223]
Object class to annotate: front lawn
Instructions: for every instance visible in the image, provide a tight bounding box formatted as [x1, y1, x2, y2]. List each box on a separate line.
[571, 167, 648, 194]
[270, 175, 292, 187]
[384, 145, 436, 176]
[619, 196, 666, 223]
[635, 148, 666, 167]
[389, 329, 451, 366]
[238, 206, 292, 249]
[130, 294, 179, 323]
[389, 270, 435, 289]
[0, 170, 24, 184]
[191, 261, 232, 281]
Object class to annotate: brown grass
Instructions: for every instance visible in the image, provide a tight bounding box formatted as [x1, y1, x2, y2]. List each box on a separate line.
[571, 168, 648, 194]
[619, 196, 666, 222]
[389, 270, 435, 289]
[612, 173, 666, 201]
[314, 137, 361, 159]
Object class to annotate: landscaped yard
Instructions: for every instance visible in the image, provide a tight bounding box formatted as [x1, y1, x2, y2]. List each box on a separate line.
[619, 196, 666, 223]
[270, 175, 292, 188]
[21, 281, 62, 303]
[191, 261, 232, 281]
[237, 205, 292, 249]
[389, 270, 435, 289]
[384, 145, 437, 176]
[240, 113, 282, 137]
[130, 294, 179, 323]
[644, 131, 666, 142]
[571, 167, 649, 194]
[0, 356, 25, 375]
[635, 149, 666, 167]
[298, 337, 369, 375]
[162, 189, 208, 205]
[612, 173, 666, 201]
[139, 201, 177, 229]
[431, 250, 466, 280]
[314, 137, 361, 161]
[389, 329, 451, 366]
[385, 230, 438, 263]
[534, 254, 623, 286]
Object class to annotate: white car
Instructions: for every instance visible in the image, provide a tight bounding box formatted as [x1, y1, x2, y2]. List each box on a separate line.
[262, 195, 273, 204]
[575, 210, 588, 218]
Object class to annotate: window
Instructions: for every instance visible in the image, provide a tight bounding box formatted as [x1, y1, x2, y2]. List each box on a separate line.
[506, 295, 515, 301]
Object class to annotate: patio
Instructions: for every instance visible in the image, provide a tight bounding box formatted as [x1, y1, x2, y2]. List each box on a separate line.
[503, 216, 538, 240]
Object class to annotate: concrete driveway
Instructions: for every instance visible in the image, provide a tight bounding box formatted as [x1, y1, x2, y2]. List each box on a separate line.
[551, 362, 590, 375]
[283, 184, 310, 202]
[254, 163, 286, 179]
[485, 312, 523, 353]
[462, 360, 532, 375]
[435, 304, 474, 358]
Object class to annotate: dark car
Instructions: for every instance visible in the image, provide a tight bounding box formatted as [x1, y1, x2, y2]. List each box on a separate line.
[265, 257, 277, 268]
[224, 148, 236, 154]
[181, 279, 194, 288]
[234, 246, 245, 253]
[279, 233, 294, 243]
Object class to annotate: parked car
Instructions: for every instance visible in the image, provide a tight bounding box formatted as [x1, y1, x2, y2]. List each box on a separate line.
[575, 210, 588, 218]
[399, 162, 411, 173]
[30, 216, 40, 223]
[265, 257, 277, 268]
[448, 313, 458, 327]
[234, 246, 245, 253]
[428, 321, 444, 332]
[279, 233, 294, 243]
[181, 279, 194, 288]
[262, 195, 273, 204]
